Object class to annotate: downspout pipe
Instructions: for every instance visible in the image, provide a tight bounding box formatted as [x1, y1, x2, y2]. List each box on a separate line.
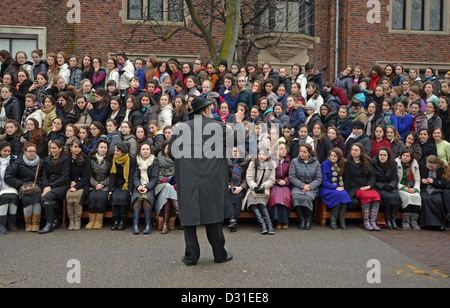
[335, 0, 339, 79]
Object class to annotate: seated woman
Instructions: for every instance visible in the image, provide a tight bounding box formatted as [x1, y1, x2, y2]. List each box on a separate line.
[268, 142, 292, 230]
[242, 147, 276, 234]
[395, 149, 422, 231]
[4, 142, 44, 232]
[344, 142, 381, 231]
[372, 147, 402, 230]
[130, 142, 159, 235]
[0, 142, 19, 234]
[66, 138, 91, 231]
[108, 142, 136, 231]
[320, 147, 351, 230]
[289, 143, 322, 230]
[227, 146, 250, 232]
[86, 139, 111, 230]
[39, 140, 70, 234]
[155, 140, 178, 234]
[419, 155, 450, 230]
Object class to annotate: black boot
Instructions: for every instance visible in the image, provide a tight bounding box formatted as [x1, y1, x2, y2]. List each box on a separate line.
[304, 208, 313, 230]
[111, 206, 120, 230]
[330, 205, 339, 230]
[385, 214, 393, 230]
[132, 209, 140, 235]
[251, 205, 267, 234]
[143, 209, 152, 235]
[39, 203, 54, 234]
[118, 206, 128, 231]
[7, 214, 17, 232]
[295, 207, 305, 229]
[339, 203, 347, 229]
[259, 204, 274, 235]
[0, 215, 7, 234]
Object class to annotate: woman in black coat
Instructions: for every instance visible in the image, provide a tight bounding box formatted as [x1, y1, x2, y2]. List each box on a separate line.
[130, 142, 159, 235]
[418, 128, 437, 166]
[66, 139, 91, 231]
[419, 155, 450, 230]
[43, 117, 67, 157]
[4, 142, 44, 232]
[372, 147, 402, 230]
[39, 140, 70, 234]
[311, 123, 333, 164]
[108, 142, 136, 231]
[344, 142, 381, 231]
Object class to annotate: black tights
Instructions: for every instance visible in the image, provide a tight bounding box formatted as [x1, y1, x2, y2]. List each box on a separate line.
[403, 204, 420, 214]
[133, 199, 152, 210]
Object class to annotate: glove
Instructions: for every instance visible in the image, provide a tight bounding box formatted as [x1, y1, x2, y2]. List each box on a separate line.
[383, 184, 393, 192]
[118, 70, 125, 76]
[254, 186, 265, 194]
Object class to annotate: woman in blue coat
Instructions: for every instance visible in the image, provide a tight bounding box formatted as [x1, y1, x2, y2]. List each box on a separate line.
[320, 148, 351, 229]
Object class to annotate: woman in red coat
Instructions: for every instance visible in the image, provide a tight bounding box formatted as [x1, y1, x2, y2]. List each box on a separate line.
[268, 142, 292, 229]
[371, 125, 391, 157]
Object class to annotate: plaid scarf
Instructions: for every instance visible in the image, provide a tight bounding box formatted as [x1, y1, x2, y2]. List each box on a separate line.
[21, 102, 42, 129]
[231, 159, 242, 187]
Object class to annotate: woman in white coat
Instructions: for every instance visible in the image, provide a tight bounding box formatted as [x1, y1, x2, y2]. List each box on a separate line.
[395, 148, 421, 231]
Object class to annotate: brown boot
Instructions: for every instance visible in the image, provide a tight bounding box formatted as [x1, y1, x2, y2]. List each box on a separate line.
[85, 213, 96, 230]
[24, 215, 32, 232]
[31, 214, 41, 232]
[162, 203, 170, 234]
[73, 204, 83, 230]
[157, 216, 164, 231]
[67, 202, 75, 230]
[93, 213, 104, 230]
[169, 199, 179, 230]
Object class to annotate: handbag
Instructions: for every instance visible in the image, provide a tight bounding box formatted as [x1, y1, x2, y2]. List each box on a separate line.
[251, 169, 270, 198]
[20, 160, 40, 196]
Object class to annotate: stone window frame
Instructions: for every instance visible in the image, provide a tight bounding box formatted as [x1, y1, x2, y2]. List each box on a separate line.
[0, 25, 47, 55]
[386, 0, 450, 35]
[120, 0, 185, 25]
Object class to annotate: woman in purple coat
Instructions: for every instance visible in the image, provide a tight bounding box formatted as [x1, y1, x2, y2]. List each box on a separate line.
[268, 142, 292, 229]
[319, 148, 351, 229]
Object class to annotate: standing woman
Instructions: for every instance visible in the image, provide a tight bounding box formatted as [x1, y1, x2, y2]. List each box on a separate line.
[105, 58, 120, 89]
[39, 140, 70, 234]
[392, 98, 412, 140]
[419, 155, 450, 230]
[0, 142, 18, 234]
[289, 143, 322, 230]
[5, 142, 43, 232]
[68, 55, 82, 90]
[372, 147, 402, 230]
[108, 142, 136, 231]
[311, 123, 333, 163]
[66, 139, 91, 231]
[268, 142, 292, 229]
[120, 121, 137, 157]
[320, 148, 351, 229]
[105, 119, 122, 154]
[395, 149, 421, 231]
[242, 147, 276, 234]
[418, 128, 437, 166]
[425, 101, 442, 133]
[438, 96, 450, 142]
[86, 139, 111, 230]
[130, 142, 159, 235]
[344, 142, 381, 231]
[31, 49, 48, 79]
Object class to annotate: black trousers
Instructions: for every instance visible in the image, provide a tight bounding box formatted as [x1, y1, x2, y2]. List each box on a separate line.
[183, 222, 227, 264]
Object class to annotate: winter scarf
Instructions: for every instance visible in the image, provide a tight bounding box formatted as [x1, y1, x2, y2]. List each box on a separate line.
[231, 159, 242, 187]
[111, 153, 130, 190]
[402, 162, 415, 188]
[21, 101, 42, 128]
[136, 154, 155, 187]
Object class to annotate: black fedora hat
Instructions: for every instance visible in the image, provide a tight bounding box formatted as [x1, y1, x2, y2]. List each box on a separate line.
[191, 96, 214, 113]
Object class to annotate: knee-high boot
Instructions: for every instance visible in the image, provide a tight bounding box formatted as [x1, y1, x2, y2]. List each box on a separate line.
[369, 204, 381, 231]
[339, 203, 347, 229]
[143, 208, 152, 235]
[258, 204, 274, 235]
[330, 205, 340, 230]
[73, 204, 83, 231]
[362, 204, 373, 231]
[169, 199, 178, 230]
[132, 209, 140, 234]
[111, 206, 120, 230]
[39, 203, 54, 234]
[67, 202, 75, 230]
[118, 206, 128, 231]
[162, 203, 170, 234]
[250, 205, 267, 234]
[295, 206, 305, 229]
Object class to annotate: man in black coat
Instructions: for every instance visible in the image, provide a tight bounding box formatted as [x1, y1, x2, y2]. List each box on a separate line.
[169, 96, 238, 266]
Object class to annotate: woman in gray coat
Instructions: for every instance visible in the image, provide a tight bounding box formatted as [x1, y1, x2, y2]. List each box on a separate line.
[289, 143, 322, 230]
[131, 142, 159, 235]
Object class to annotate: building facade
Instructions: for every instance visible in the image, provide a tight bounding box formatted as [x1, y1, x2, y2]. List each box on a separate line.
[0, 0, 449, 81]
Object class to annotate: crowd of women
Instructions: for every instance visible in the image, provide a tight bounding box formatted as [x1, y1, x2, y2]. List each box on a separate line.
[0, 48, 449, 235]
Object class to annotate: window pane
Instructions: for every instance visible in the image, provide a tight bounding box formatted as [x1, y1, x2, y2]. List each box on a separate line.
[168, 0, 183, 22]
[287, 1, 300, 33]
[148, 0, 163, 21]
[392, 0, 406, 29]
[0, 39, 10, 51]
[274, 1, 287, 32]
[429, 0, 443, 31]
[128, 0, 143, 20]
[410, 0, 424, 30]
[11, 39, 37, 59]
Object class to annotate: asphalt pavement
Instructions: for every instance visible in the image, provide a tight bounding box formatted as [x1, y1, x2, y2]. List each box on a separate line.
[0, 219, 449, 289]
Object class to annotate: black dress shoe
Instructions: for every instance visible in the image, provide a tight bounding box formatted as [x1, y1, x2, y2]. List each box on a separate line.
[215, 252, 233, 264]
[182, 256, 197, 266]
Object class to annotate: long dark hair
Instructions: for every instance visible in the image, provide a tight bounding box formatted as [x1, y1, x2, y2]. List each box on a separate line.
[69, 138, 85, 166]
[376, 146, 394, 171]
[349, 142, 372, 174]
